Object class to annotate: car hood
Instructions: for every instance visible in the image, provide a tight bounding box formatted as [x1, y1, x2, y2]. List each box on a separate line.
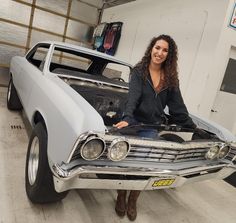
[190, 113, 236, 142]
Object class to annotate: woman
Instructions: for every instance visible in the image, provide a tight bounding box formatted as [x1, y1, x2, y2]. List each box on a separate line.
[114, 34, 196, 221]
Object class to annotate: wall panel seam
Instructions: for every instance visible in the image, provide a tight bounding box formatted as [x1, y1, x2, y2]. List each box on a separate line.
[13, 0, 97, 27]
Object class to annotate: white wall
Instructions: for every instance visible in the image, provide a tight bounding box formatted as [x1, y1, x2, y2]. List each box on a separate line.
[101, 0, 235, 120]
[198, 0, 236, 117]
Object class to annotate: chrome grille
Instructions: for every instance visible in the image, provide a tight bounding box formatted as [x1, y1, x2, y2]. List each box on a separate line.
[122, 145, 208, 163]
[70, 134, 236, 164]
[98, 142, 208, 163]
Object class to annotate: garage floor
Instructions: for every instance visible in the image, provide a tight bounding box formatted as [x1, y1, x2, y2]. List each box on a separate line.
[1, 86, 236, 223]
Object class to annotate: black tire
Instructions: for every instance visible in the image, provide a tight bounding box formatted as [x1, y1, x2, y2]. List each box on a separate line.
[25, 122, 68, 203]
[161, 133, 184, 143]
[224, 173, 236, 187]
[7, 78, 23, 110]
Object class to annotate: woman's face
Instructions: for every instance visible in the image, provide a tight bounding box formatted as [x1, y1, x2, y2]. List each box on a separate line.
[150, 39, 169, 66]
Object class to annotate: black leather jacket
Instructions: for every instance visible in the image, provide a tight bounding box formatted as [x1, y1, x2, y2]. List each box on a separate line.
[122, 68, 196, 128]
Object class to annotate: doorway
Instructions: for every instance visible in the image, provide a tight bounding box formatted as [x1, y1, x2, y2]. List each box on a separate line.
[210, 46, 236, 135]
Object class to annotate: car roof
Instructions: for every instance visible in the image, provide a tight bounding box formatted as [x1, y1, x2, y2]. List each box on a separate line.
[39, 41, 132, 67]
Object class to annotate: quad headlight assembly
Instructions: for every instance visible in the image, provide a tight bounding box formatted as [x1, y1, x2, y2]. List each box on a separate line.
[79, 134, 130, 162]
[205, 144, 231, 160]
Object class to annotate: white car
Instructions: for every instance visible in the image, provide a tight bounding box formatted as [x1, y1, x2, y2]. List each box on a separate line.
[7, 41, 236, 204]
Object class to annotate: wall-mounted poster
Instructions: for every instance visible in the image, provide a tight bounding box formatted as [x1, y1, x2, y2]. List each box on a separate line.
[229, 3, 236, 29]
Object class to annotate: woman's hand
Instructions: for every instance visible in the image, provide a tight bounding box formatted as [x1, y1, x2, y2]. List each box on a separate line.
[114, 121, 129, 129]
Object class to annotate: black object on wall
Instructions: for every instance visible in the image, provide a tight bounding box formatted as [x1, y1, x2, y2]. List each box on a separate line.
[93, 22, 123, 56]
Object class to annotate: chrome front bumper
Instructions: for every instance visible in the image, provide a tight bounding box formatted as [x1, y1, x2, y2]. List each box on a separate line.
[52, 163, 236, 192]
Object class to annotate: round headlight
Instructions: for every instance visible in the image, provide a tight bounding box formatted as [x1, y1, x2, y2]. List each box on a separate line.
[108, 138, 130, 161]
[205, 146, 219, 160]
[80, 136, 105, 161]
[218, 145, 230, 159]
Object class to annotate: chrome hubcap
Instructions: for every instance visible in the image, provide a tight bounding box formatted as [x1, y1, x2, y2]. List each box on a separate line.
[28, 136, 40, 185]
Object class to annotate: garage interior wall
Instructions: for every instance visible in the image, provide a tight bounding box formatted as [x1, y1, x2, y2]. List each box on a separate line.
[0, 0, 103, 87]
[101, 0, 235, 120]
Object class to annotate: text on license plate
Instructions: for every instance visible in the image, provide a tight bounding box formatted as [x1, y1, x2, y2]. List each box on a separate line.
[152, 179, 175, 187]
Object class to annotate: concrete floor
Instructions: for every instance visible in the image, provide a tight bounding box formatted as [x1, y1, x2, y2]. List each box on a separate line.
[1, 86, 236, 223]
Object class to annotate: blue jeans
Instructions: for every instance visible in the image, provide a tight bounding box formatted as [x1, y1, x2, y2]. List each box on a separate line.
[137, 129, 159, 138]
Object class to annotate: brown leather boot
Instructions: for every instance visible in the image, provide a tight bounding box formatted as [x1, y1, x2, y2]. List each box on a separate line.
[115, 190, 127, 217]
[127, 190, 141, 221]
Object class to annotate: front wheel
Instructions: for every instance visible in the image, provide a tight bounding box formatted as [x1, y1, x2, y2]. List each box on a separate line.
[25, 122, 68, 203]
[7, 78, 23, 110]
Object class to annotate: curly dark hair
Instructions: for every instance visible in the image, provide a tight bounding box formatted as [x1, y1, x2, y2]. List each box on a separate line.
[135, 34, 179, 87]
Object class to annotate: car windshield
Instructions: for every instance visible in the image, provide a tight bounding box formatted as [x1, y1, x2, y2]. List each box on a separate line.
[49, 46, 131, 83]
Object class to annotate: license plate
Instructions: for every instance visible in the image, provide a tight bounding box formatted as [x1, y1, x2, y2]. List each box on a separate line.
[152, 179, 175, 187]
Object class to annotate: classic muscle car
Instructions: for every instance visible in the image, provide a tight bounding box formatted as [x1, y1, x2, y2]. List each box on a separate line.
[7, 41, 236, 204]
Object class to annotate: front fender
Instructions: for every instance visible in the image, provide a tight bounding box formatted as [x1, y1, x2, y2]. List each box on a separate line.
[26, 74, 106, 165]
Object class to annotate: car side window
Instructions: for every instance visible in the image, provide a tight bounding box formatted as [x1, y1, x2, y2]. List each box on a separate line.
[26, 44, 50, 70]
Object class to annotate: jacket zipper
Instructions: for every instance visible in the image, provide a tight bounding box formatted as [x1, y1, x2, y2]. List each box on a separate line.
[147, 79, 168, 124]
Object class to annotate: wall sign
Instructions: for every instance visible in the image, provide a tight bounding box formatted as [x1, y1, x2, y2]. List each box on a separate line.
[229, 3, 236, 29]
